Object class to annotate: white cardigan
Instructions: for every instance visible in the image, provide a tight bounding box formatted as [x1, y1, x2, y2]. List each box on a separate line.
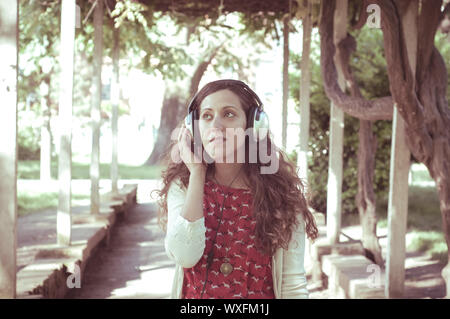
[164, 179, 309, 299]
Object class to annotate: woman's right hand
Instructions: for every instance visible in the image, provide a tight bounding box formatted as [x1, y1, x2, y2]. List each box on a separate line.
[177, 123, 207, 175]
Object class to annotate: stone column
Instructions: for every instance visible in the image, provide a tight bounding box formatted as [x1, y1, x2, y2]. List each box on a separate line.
[326, 0, 347, 244]
[90, 0, 103, 214]
[385, 0, 416, 299]
[297, 0, 312, 185]
[0, 0, 18, 299]
[57, 0, 76, 246]
[111, 26, 119, 195]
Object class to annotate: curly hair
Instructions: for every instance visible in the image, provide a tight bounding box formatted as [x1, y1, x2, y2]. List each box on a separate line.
[154, 80, 319, 256]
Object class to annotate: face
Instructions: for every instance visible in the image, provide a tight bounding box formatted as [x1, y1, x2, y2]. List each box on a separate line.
[198, 89, 247, 163]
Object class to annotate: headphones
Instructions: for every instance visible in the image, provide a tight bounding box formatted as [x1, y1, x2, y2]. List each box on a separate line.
[184, 79, 270, 157]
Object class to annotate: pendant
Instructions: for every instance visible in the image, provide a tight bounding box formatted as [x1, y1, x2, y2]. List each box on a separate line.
[220, 259, 233, 276]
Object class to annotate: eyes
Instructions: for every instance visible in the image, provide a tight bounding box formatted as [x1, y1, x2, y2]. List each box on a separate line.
[201, 110, 236, 121]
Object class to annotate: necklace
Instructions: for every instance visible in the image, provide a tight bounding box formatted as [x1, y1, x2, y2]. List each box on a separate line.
[200, 166, 243, 298]
[211, 167, 243, 276]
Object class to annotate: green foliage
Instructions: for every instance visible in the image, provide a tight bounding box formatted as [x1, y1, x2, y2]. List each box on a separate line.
[407, 231, 448, 264]
[18, 160, 164, 180]
[18, 107, 43, 160]
[18, 191, 89, 216]
[18, 125, 41, 160]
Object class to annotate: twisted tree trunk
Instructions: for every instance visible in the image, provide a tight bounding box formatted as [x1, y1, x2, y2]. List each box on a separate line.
[375, 0, 450, 296]
[319, 0, 389, 266]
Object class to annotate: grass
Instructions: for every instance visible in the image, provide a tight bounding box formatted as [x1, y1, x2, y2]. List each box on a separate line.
[375, 186, 443, 232]
[17, 191, 90, 216]
[17, 160, 165, 216]
[18, 160, 164, 180]
[342, 185, 447, 263]
[407, 231, 448, 264]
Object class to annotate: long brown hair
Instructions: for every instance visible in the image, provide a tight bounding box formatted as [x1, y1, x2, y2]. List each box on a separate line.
[154, 80, 318, 256]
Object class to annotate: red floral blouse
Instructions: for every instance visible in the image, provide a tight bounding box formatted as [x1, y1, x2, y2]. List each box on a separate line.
[182, 179, 275, 299]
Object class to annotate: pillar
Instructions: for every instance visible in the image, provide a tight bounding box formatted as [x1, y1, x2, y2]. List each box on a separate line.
[0, 0, 18, 298]
[57, 0, 77, 246]
[385, 0, 416, 298]
[326, 0, 347, 244]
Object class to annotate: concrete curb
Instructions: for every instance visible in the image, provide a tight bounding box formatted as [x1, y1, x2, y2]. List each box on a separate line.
[306, 211, 386, 298]
[16, 184, 138, 299]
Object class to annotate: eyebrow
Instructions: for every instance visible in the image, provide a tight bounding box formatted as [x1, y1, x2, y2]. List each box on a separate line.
[200, 105, 239, 112]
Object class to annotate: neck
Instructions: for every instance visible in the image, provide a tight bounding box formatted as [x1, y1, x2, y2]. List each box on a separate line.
[210, 162, 246, 188]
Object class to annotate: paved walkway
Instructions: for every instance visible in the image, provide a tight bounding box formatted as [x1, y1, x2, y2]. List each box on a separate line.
[65, 202, 174, 298]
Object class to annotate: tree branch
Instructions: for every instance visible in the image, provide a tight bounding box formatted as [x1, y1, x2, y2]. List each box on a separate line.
[374, 0, 434, 159]
[319, 0, 393, 121]
[417, 0, 442, 85]
[188, 42, 225, 99]
[351, 0, 369, 30]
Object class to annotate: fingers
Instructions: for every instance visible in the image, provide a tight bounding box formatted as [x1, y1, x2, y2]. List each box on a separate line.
[178, 125, 193, 146]
[177, 124, 184, 142]
[177, 125, 193, 159]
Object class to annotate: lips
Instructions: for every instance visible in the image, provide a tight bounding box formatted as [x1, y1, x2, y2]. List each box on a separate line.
[209, 136, 226, 144]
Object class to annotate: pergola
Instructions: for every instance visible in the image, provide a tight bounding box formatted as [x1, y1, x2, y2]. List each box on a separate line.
[138, 0, 293, 14]
[0, 0, 439, 299]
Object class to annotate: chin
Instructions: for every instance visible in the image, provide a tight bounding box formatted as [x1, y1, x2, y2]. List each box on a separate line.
[205, 147, 236, 163]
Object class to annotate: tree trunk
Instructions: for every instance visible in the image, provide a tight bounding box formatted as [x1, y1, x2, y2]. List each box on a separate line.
[375, 0, 450, 296]
[356, 120, 384, 266]
[319, 1, 394, 121]
[320, 0, 386, 263]
[145, 45, 223, 165]
[339, 36, 384, 267]
[145, 85, 185, 165]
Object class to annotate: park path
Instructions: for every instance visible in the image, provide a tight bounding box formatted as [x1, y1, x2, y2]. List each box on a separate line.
[66, 202, 175, 299]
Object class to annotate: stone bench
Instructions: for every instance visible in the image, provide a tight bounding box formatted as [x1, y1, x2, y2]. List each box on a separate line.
[322, 254, 385, 298]
[16, 184, 138, 299]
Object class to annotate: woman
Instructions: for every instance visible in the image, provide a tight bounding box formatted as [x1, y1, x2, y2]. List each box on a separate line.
[156, 79, 318, 299]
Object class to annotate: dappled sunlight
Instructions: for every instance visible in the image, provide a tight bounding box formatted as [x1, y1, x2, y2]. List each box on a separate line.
[109, 265, 175, 299]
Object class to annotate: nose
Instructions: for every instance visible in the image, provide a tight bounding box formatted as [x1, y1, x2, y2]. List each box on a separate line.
[211, 114, 225, 130]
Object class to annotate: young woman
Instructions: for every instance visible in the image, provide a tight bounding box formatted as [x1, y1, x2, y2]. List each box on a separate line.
[156, 79, 318, 299]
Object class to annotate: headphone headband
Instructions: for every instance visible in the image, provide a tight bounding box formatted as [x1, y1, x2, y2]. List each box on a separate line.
[187, 79, 264, 113]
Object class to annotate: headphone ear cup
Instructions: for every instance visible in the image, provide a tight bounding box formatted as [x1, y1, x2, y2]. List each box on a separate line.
[249, 108, 270, 141]
[185, 112, 193, 135]
[184, 111, 196, 154]
[247, 107, 257, 142]
[192, 108, 203, 155]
